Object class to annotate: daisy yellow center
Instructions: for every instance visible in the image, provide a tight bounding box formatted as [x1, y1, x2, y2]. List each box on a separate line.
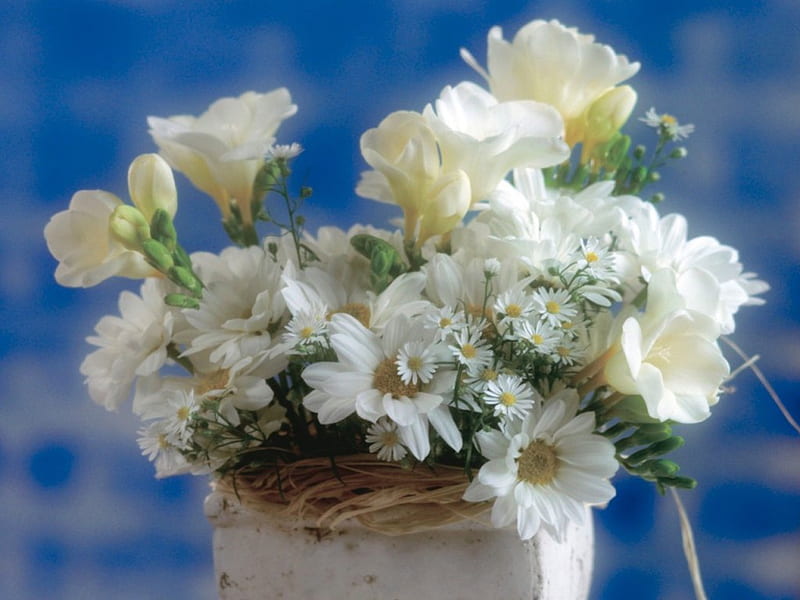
[517, 441, 559, 485]
[545, 301, 561, 314]
[299, 326, 315, 339]
[381, 431, 400, 446]
[439, 317, 452, 328]
[374, 358, 418, 398]
[480, 368, 498, 382]
[176, 406, 191, 421]
[407, 356, 424, 371]
[499, 391, 517, 406]
[585, 252, 599, 263]
[556, 346, 570, 357]
[661, 114, 677, 125]
[506, 304, 522, 318]
[461, 344, 477, 359]
[196, 369, 230, 395]
[158, 434, 170, 450]
[531, 334, 544, 344]
[328, 302, 371, 328]
[561, 321, 574, 330]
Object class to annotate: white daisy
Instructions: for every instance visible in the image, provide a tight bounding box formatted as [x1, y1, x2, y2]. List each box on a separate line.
[483, 374, 537, 419]
[463, 391, 618, 541]
[365, 418, 408, 462]
[301, 314, 462, 460]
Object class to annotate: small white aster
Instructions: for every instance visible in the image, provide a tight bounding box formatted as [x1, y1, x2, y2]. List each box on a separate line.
[531, 287, 578, 327]
[483, 374, 537, 419]
[267, 142, 303, 160]
[639, 107, 694, 140]
[396, 341, 439, 385]
[282, 307, 329, 350]
[449, 327, 493, 375]
[365, 418, 408, 462]
[517, 319, 561, 354]
[423, 306, 466, 342]
[494, 287, 534, 328]
[551, 337, 585, 366]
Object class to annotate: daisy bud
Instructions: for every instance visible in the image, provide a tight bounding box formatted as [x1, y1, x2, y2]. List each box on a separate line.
[127, 153, 178, 221]
[109, 204, 151, 251]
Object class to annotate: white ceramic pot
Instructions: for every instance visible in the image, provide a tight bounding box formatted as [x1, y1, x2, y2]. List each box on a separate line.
[205, 490, 594, 600]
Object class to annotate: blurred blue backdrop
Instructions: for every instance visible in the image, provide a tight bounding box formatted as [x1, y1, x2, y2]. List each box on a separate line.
[2, 1, 799, 598]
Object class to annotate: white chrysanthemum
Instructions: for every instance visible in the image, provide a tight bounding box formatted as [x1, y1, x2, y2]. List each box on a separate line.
[282, 262, 429, 332]
[463, 391, 618, 541]
[449, 327, 494, 376]
[365, 418, 408, 462]
[302, 314, 461, 460]
[624, 204, 768, 333]
[181, 245, 287, 371]
[80, 278, 175, 410]
[483, 374, 537, 419]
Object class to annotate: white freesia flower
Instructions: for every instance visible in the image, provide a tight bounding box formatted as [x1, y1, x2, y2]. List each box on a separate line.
[44, 190, 157, 287]
[604, 269, 730, 423]
[423, 82, 569, 204]
[302, 314, 461, 460]
[464, 391, 617, 541]
[461, 19, 640, 147]
[148, 89, 297, 224]
[80, 278, 175, 410]
[357, 110, 472, 242]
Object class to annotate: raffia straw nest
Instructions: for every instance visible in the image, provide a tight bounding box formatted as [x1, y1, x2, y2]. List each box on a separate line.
[213, 454, 491, 536]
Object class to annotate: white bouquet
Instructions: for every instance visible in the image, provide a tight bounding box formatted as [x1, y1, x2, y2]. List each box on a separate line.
[44, 19, 767, 545]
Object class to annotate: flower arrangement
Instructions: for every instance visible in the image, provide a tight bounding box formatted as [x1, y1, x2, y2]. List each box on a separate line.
[44, 19, 768, 547]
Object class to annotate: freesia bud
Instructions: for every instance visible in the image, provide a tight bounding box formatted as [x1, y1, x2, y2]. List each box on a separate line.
[581, 86, 637, 164]
[127, 153, 178, 221]
[109, 204, 151, 250]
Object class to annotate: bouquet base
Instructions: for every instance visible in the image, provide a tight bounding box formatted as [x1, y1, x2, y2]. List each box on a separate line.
[204, 489, 594, 600]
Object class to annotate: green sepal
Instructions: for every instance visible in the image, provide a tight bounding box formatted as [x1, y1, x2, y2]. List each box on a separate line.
[350, 233, 408, 293]
[169, 265, 203, 297]
[150, 208, 177, 251]
[164, 293, 200, 309]
[142, 239, 175, 272]
[625, 435, 684, 466]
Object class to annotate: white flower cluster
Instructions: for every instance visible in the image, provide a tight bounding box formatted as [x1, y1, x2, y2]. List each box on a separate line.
[44, 19, 767, 542]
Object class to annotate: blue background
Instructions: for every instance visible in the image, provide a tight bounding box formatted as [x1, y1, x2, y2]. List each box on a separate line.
[2, 1, 799, 598]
